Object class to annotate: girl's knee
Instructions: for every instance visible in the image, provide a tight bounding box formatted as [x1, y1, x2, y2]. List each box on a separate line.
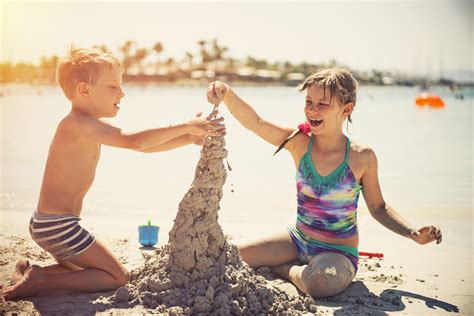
[237, 243, 264, 268]
[302, 257, 355, 298]
[304, 269, 352, 298]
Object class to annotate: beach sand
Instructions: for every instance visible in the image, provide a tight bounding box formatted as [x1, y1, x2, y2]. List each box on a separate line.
[0, 212, 471, 315]
[1, 130, 472, 315]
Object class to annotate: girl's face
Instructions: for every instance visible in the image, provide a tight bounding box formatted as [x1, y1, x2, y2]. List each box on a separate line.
[304, 85, 352, 135]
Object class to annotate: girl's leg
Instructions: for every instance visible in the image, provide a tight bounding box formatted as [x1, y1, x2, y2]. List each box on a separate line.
[238, 230, 299, 268]
[273, 252, 356, 298]
[2, 239, 129, 300]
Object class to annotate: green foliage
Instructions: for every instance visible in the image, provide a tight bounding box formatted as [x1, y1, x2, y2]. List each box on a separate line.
[0, 39, 430, 86]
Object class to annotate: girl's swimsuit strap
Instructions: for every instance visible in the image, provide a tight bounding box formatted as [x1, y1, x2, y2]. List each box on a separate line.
[306, 134, 315, 155]
[343, 137, 350, 164]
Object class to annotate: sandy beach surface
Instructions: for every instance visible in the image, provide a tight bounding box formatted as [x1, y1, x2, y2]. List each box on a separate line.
[0, 210, 471, 315]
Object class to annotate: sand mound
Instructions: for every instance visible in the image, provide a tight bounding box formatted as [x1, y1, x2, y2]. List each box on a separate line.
[109, 136, 317, 314]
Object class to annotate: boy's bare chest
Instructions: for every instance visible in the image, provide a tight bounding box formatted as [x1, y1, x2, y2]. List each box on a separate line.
[54, 137, 101, 172]
[80, 141, 101, 166]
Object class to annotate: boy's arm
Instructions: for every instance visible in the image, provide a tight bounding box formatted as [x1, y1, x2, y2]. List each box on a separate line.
[64, 111, 223, 150]
[136, 134, 198, 153]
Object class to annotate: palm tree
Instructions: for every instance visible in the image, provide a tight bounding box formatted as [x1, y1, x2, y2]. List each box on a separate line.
[297, 62, 313, 76]
[197, 40, 212, 69]
[185, 51, 193, 69]
[327, 58, 338, 68]
[134, 48, 149, 74]
[40, 55, 59, 82]
[93, 45, 110, 53]
[153, 42, 164, 74]
[119, 40, 135, 75]
[245, 56, 268, 69]
[211, 38, 228, 70]
[283, 61, 293, 72]
[165, 57, 176, 73]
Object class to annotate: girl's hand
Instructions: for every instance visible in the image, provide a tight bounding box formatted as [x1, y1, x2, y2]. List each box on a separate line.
[207, 81, 229, 105]
[410, 225, 442, 245]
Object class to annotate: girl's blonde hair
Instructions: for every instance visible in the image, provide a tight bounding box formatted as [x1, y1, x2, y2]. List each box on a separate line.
[298, 68, 358, 123]
[56, 48, 122, 101]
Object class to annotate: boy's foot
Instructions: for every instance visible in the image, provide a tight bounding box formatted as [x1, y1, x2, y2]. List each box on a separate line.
[1, 285, 7, 305]
[3, 265, 43, 300]
[10, 259, 31, 285]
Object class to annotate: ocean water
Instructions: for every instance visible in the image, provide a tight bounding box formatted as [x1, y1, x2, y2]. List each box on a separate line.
[0, 84, 472, 238]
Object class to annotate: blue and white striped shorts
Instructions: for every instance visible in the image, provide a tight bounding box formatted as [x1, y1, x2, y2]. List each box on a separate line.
[29, 211, 96, 260]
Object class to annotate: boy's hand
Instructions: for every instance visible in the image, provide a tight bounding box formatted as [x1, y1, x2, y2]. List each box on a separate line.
[410, 225, 442, 245]
[207, 81, 229, 105]
[189, 134, 205, 146]
[187, 112, 226, 137]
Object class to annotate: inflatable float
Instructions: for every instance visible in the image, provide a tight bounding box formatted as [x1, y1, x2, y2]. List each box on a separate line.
[415, 93, 445, 108]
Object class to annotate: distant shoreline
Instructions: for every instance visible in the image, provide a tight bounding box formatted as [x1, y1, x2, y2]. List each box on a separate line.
[1, 81, 473, 89]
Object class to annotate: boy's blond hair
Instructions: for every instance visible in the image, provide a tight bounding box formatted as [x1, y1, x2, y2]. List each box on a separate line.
[299, 68, 358, 123]
[56, 48, 122, 101]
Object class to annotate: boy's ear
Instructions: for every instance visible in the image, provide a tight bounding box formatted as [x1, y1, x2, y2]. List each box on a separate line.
[77, 82, 91, 97]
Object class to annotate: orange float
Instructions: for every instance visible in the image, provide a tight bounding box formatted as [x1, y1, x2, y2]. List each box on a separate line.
[415, 93, 445, 108]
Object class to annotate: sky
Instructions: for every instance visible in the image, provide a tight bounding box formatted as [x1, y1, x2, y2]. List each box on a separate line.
[1, 0, 472, 78]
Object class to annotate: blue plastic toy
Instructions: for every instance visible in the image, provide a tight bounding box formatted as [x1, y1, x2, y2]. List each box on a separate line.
[138, 219, 160, 247]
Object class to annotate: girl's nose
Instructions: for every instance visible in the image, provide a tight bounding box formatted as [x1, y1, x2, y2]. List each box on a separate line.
[307, 104, 319, 112]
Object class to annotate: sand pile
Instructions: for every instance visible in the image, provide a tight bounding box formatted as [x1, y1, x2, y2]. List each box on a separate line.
[110, 135, 318, 314]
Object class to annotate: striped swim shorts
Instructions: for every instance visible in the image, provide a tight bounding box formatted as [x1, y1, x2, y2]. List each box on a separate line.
[29, 210, 96, 260]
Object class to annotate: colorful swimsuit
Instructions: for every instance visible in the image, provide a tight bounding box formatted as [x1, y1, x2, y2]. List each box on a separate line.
[288, 135, 362, 271]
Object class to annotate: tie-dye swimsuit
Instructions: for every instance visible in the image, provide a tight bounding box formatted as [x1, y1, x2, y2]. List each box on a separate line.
[288, 135, 361, 271]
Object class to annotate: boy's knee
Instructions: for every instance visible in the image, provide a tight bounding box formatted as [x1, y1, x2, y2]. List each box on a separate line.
[237, 245, 249, 263]
[115, 269, 130, 287]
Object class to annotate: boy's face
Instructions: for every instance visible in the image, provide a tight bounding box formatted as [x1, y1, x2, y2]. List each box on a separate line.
[87, 66, 125, 118]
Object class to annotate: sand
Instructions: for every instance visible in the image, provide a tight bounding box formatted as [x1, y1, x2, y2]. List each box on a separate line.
[0, 136, 472, 314]
[0, 231, 471, 315]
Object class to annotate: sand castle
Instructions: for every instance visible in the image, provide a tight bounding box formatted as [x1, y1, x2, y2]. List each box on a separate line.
[111, 132, 318, 314]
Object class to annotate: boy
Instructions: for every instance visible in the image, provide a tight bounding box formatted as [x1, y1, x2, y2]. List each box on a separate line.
[2, 48, 225, 300]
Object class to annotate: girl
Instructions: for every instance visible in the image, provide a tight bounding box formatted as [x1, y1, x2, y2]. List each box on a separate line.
[206, 68, 442, 298]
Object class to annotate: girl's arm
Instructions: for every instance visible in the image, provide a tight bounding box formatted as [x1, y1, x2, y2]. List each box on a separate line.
[207, 81, 302, 156]
[360, 148, 442, 244]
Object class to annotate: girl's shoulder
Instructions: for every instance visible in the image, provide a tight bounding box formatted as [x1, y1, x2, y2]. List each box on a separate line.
[348, 139, 378, 178]
[281, 131, 312, 165]
[348, 139, 374, 156]
[292, 131, 312, 156]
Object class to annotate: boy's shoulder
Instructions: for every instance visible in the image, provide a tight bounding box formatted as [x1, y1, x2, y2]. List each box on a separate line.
[59, 111, 110, 132]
